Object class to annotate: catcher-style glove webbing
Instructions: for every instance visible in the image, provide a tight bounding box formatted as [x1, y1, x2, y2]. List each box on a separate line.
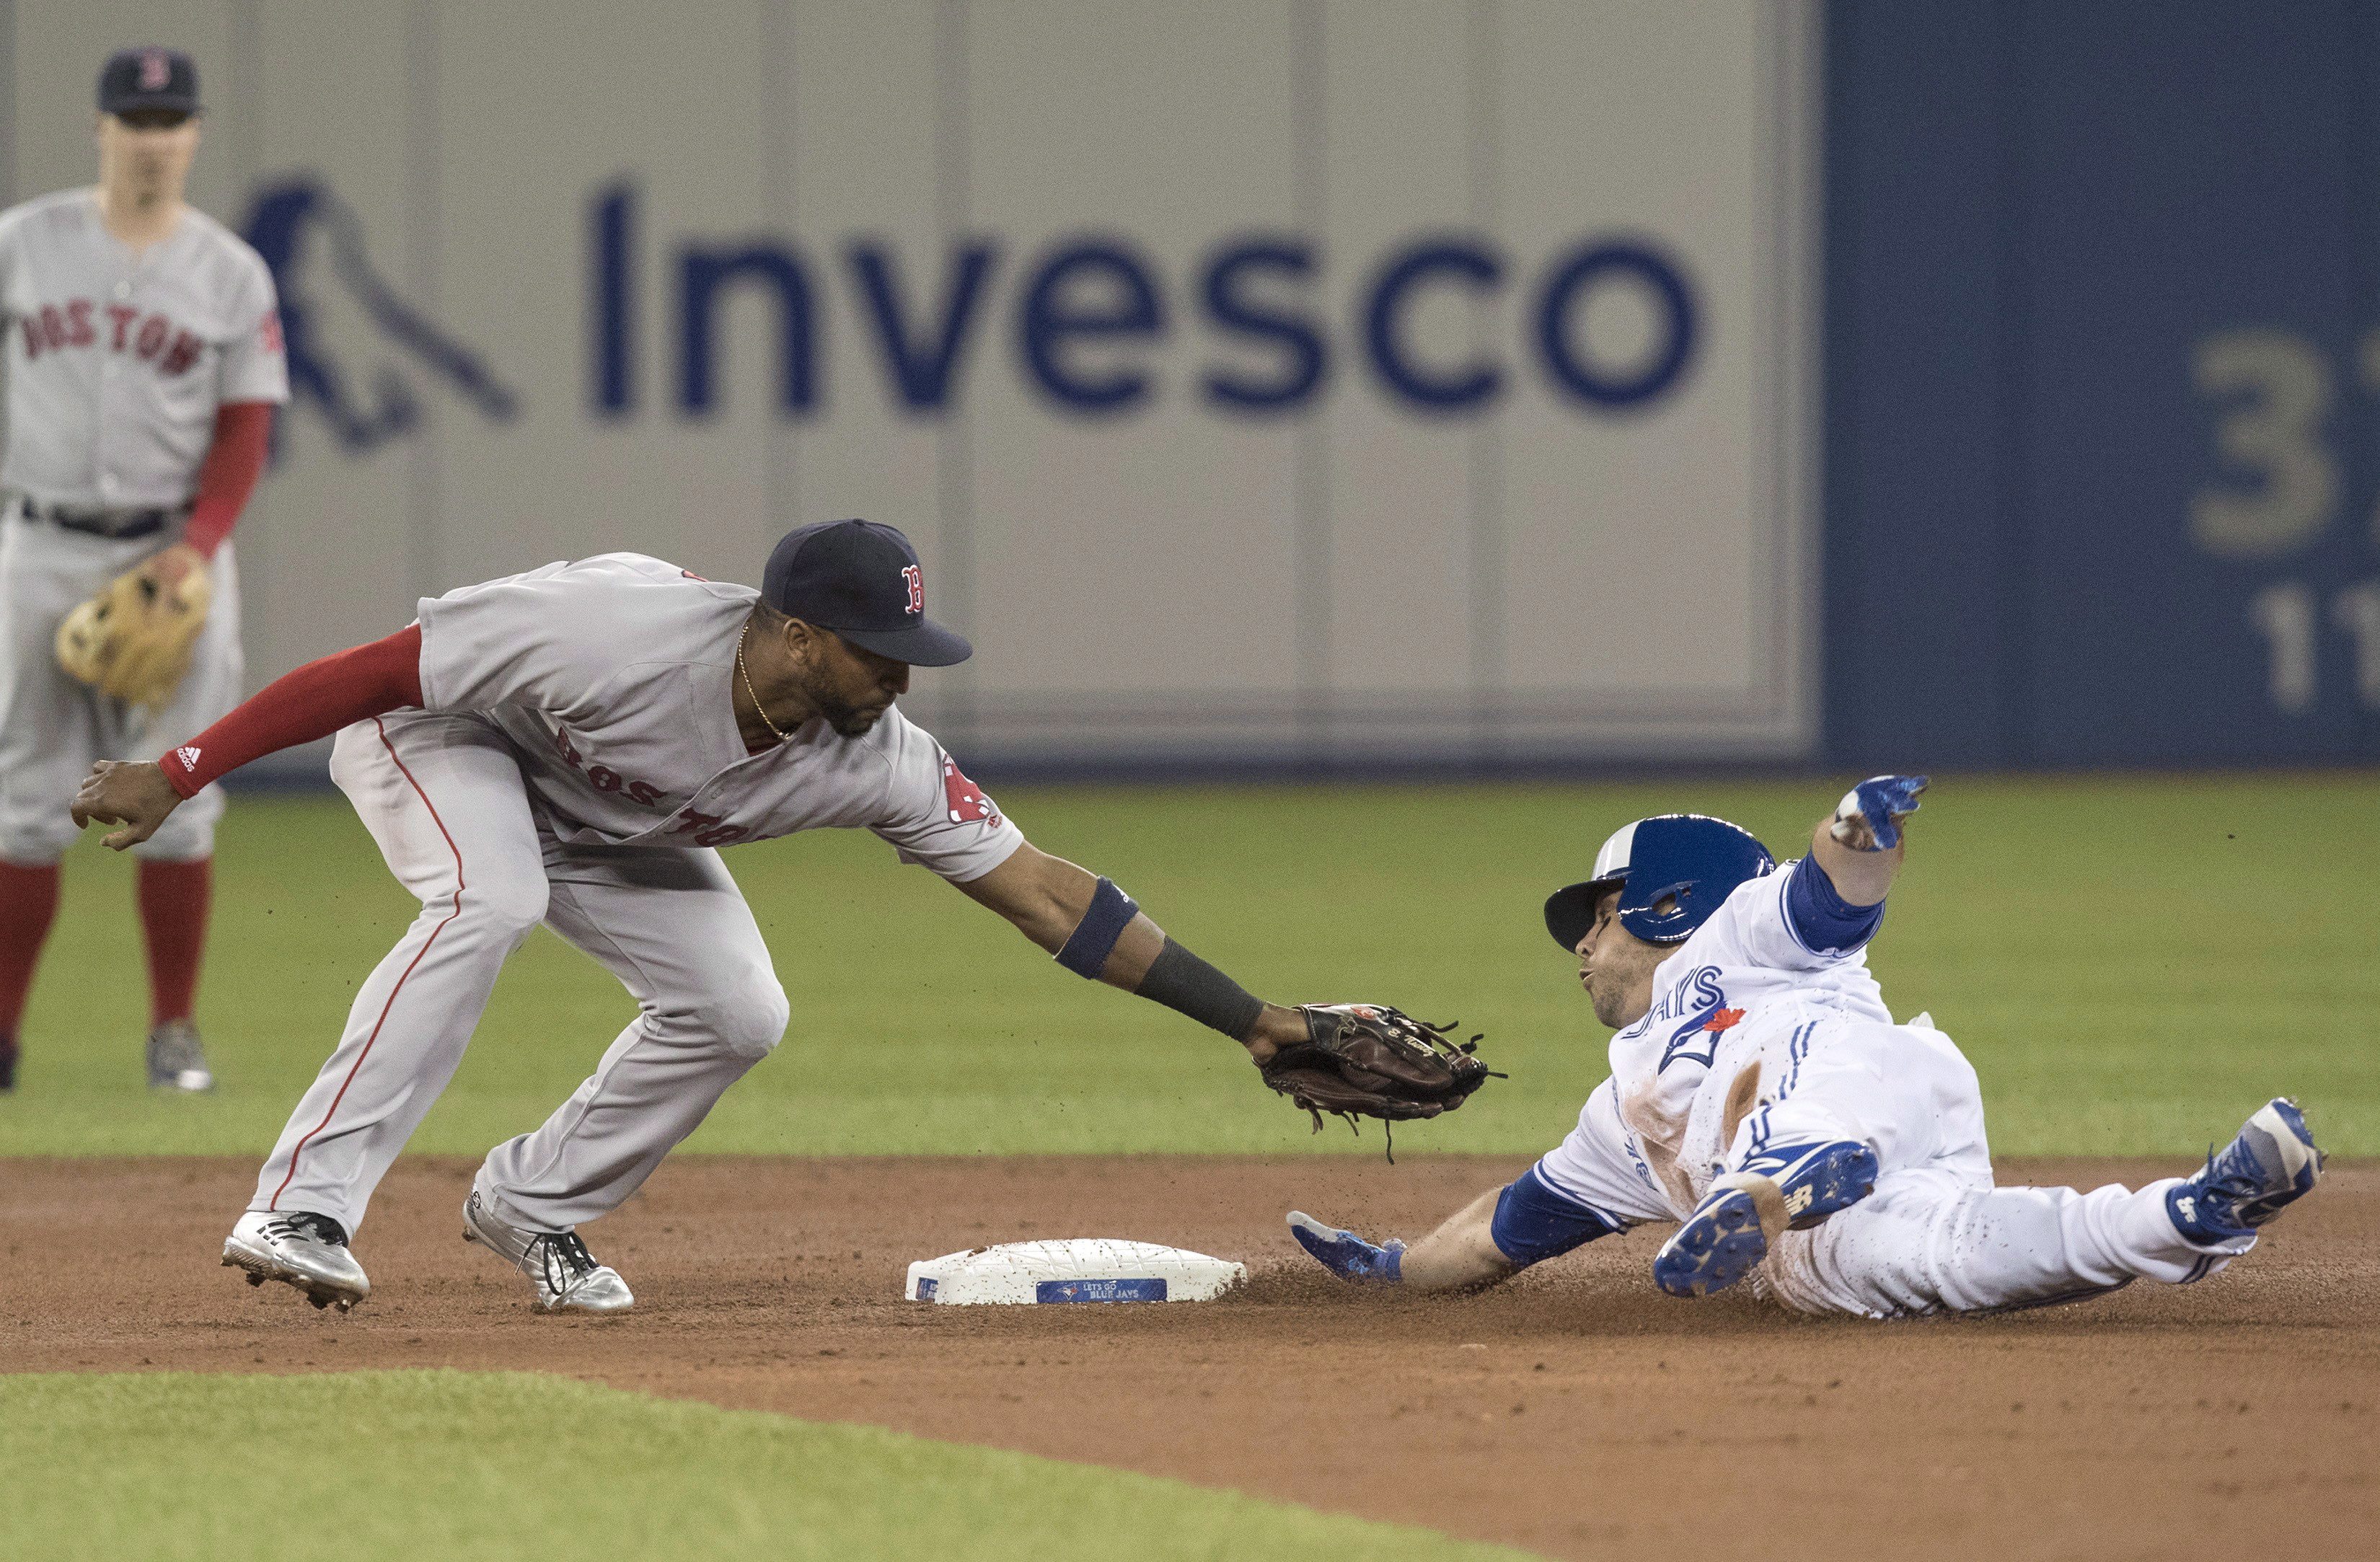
[55, 560, 212, 709]
[1263, 1003, 1501, 1161]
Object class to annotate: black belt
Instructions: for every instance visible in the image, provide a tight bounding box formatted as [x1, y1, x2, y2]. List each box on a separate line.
[16, 499, 189, 540]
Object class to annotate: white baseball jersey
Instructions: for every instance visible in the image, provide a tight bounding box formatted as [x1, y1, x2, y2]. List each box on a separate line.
[1530, 862, 2236, 1316]
[413, 552, 1023, 879]
[0, 187, 287, 506]
[1546, 861, 1894, 1219]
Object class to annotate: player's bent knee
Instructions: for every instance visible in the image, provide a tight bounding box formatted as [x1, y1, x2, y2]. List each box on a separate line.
[0, 840, 70, 870]
[0, 818, 78, 865]
[128, 832, 216, 864]
[458, 878, 549, 940]
[701, 974, 790, 1060]
[1490, 1165, 1624, 1269]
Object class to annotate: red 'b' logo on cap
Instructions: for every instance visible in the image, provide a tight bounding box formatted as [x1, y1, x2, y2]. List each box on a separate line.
[139, 48, 172, 90]
[901, 564, 923, 617]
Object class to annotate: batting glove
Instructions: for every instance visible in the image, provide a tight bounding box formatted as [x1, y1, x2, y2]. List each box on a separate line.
[1287, 1211, 1405, 1283]
[1829, 774, 1929, 852]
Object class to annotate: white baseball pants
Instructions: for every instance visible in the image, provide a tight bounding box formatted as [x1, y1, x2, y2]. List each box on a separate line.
[1746, 1020, 2253, 1315]
[250, 710, 788, 1234]
[1539, 1018, 2252, 1318]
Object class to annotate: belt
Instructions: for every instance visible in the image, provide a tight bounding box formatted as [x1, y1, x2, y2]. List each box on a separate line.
[15, 498, 190, 540]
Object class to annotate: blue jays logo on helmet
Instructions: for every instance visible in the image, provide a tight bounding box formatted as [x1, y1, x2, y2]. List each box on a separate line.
[1543, 813, 1775, 949]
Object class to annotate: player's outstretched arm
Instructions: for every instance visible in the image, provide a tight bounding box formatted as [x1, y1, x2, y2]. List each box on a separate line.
[957, 842, 1310, 1060]
[1286, 1193, 1514, 1292]
[1290, 1166, 1626, 1293]
[1809, 773, 1929, 906]
[69, 624, 426, 852]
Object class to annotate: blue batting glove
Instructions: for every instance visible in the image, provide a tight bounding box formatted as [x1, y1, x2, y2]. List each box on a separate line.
[1287, 1211, 1405, 1284]
[1830, 774, 1929, 852]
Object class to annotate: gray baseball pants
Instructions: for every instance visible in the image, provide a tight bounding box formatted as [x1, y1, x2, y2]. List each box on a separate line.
[250, 710, 788, 1234]
[0, 506, 238, 863]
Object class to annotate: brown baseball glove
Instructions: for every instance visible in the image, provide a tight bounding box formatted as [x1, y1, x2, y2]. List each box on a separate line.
[1262, 1003, 1500, 1160]
[55, 559, 212, 708]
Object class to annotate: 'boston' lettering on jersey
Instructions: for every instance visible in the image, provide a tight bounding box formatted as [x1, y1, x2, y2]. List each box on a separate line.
[17, 298, 221, 374]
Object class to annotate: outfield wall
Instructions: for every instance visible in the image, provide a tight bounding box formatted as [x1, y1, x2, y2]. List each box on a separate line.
[8, 4, 2378, 769]
[1, 1, 1820, 769]
[1827, 1, 2380, 767]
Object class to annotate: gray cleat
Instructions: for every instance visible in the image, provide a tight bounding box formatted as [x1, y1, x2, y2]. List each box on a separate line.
[223, 1210, 370, 1312]
[462, 1189, 635, 1314]
[146, 1020, 214, 1092]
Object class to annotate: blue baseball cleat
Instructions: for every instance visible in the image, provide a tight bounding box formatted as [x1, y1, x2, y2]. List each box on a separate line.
[1652, 1139, 1879, 1298]
[2167, 1098, 2324, 1245]
[1286, 1211, 1405, 1284]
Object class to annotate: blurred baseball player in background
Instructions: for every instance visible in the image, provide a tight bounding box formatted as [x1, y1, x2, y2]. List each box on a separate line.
[1287, 777, 2326, 1316]
[0, 46, 286, 1093]
[71, 520, 1412, 1315]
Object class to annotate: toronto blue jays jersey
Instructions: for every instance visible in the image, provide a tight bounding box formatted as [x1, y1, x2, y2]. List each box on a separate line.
[1581, 861, 1895, 1217]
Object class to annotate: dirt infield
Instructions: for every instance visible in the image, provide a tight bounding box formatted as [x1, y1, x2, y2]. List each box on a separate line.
[4, 1155, 2374, 1560]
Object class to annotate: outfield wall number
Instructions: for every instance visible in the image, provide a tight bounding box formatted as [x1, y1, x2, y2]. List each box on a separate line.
[2248, 580, 2380, 712]
[2189, 327, 2380, 558]
[2193, 331, 2337, 560]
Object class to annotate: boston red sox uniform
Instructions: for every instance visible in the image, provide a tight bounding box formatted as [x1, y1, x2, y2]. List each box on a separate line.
[1529, 862, 2253, 1315]
[0, 187, 286, 863]
[255, 553, 1021, 1236]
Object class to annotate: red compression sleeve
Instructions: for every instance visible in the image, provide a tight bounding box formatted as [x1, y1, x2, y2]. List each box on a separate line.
[181, 402, 276, 558]
[159, 624, 426, 798]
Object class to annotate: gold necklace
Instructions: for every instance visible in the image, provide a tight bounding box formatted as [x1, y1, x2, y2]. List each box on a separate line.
[736, 623, 791, 744]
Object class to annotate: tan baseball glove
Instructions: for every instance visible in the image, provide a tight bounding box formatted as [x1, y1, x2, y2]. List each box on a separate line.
[55, 559, 213, 708]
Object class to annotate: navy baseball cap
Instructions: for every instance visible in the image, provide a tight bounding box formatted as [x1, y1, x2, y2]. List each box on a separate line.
[99, 47, 200, 116]
[761, 519, 972, 667]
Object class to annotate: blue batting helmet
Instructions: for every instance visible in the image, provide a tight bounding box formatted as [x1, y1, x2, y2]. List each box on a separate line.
[1543, 813, 1775, 950]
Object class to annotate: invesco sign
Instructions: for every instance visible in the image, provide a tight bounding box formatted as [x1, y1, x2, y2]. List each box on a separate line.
[589, 184, 1698, 420]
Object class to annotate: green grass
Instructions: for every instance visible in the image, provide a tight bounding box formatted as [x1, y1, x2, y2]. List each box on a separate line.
[0, 1370, 1525, 1561]
[3, 775, 2374, 1157]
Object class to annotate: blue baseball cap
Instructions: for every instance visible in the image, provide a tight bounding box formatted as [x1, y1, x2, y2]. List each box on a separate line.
[760, 519, 972, 667]
[100, 47, 200, 116]
[1545, 813, 1775, 948]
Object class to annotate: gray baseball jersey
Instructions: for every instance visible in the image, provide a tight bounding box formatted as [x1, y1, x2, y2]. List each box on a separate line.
[413, 551, 1023, 878]
[249, 550, 1023, 1235]
[0, 189, 286, 864]
[0, 187, 287, 506]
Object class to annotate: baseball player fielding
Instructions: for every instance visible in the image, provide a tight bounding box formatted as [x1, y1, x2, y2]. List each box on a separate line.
[0, 46, 285, 1095]
[69, 519, 1485, 1315]
[1286, 777, 2324, 1315]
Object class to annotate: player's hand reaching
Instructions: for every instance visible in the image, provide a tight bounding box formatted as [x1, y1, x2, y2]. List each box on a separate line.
[71, 759, 185, 850]
[1828, 774, 1928, 852]
[1287, 1212, 1406, 1283]
[138, 541, 207, 590]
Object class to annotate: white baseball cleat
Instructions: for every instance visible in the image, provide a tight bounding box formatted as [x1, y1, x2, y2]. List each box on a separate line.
[222, 1210, 370, 1312]
[462, 1189, 635, 1314]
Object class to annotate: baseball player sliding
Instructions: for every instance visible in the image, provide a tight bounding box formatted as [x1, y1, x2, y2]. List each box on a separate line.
[71, 520, 1475, 1314]
[1288, 779, 2325, 1316]
[0, 47, 286, 1094]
